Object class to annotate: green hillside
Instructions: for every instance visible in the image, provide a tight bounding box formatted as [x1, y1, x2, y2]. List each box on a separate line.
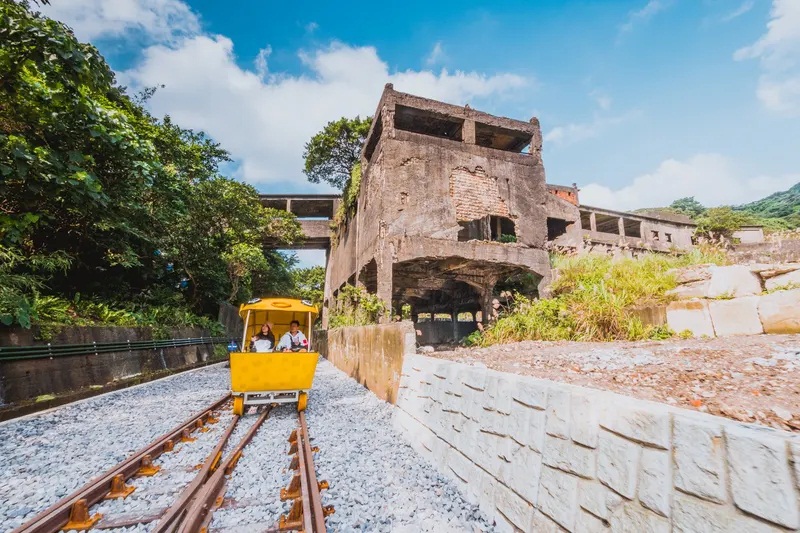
[735, 182, 800, 229]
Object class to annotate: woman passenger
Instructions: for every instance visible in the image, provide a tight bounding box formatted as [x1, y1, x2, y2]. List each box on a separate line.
[250, 322, 275, 352]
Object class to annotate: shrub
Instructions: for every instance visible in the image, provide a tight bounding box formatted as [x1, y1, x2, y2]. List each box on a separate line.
[328, 284, 387, 328]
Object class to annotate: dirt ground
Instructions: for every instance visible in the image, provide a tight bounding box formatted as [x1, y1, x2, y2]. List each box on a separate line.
[429, 334, 800, 433]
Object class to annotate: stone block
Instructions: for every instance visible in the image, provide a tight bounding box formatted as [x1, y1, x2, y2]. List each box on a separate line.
[462, 365, 487, 391]
[578, 479, 623, 520]
[538, 465, 579, 531]
[494, 483, 534, 533]
[750, 262, 800, 279]
[504, 442, 542, 505]
[599, 403, 670, 449]
[571, 390, 600, 448]
[758, 288, 800, 334]
[545, 386, 570, 439]
[708, 296, 763, 336]
[666, 300, 716, 338]
[707, 265, 762, 298]
[666, 280, 711, 299]
[597, 431, 640, 499]
[638, 449, 671, 517]
[576, 511, 610, 532]
[512, 378, 548, 409]
[792, 442, 800, 491]
[470, 430, 508, 473]
[480, 407, 509, 437]
[725, 426, 799, 529]
[608, 502, 670, 533]
[542, 434, 596, 479]
[764, 267, 800, 290]
[477, 469, 498, 522]
[672, 416, 727, 503]
[446, 447, 480, 486]
[669, 264, 712, 284]
[530, 510, 564, 533]
[672, 493, 778, 533]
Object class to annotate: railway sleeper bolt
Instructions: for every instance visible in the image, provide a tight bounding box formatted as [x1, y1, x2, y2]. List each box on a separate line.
[207, 413, 219, 424]
[288, 441, 298, 455]
[311, 446, 320, 453]
[318, 480, 329, 491]
[105, 473, 136, 499]
[289, 454, 299, 470]
[278, 499, 303, 531]
[324, 505, 336, 517]
[64, 498, 102, 530]
[288, 429, 298, 444]
[180, 428, 197, 443]
[135, 454, 161, 477]
[163, 439, 175, 452]
[280, 473, 302, 501]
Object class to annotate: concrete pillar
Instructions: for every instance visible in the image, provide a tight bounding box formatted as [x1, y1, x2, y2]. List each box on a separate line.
[286, 199, 292, 214]
[452, 303, 459, 343]
[463, 120, 476, 145]
[479, 287, 493, 327]
[376, 258, 392, 324]
[589, 212, 597, 232]
[618, 217, 626, 237]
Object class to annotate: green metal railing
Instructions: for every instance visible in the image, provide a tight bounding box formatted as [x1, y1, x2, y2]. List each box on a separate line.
[0, 337, 229, 362]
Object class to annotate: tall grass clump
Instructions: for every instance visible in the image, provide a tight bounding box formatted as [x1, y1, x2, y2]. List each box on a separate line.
[478, 248, 728, 345]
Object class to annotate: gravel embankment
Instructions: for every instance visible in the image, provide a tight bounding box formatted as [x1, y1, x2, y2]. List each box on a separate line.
[1, 359, 494, 532]
[0, 365, 230, 531]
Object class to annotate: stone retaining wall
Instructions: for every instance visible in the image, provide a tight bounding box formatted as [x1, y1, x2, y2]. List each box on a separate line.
[321, 322, 416, 403]
[0, 326, 216, 404]
[394, 354, 800, 532]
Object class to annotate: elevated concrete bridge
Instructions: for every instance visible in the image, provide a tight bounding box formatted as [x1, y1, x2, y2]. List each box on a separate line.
[260, 194, 339, 250]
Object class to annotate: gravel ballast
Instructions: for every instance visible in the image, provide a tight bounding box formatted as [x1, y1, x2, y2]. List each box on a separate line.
[0, 365, 230, 531]
[1, 358, 494, 532]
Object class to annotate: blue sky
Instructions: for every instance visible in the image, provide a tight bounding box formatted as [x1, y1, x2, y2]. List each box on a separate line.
[41, 0, 800, 266]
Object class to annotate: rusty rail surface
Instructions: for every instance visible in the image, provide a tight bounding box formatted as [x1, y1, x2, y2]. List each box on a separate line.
[12, 394, 230, 533]
[176, 407, 272, 533]
[279, 411, 333, 532]
[151, 414, 241, 532]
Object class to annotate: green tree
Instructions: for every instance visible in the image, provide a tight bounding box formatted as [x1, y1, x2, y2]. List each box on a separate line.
[695, 207, 751, 239]
[291, 266, 325, 309]
[302, 116, 372, 190]
[669, 197, 706, 218]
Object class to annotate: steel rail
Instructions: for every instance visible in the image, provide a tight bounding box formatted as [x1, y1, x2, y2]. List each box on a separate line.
[12, 394, 231, 533]
[176, 407, 272, 533]
[0, 337, 228, 361]
[151, 414, 241, 533]
[299, 411, 327, 533]
[295, 417, 315, 533]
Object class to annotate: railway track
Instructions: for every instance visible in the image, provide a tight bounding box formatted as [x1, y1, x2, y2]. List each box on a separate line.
[12, 397, 332, 533]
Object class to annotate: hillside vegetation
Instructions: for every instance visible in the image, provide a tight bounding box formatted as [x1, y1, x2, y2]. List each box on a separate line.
[474, 248, 728, 345]
[736, 182, 800, 229]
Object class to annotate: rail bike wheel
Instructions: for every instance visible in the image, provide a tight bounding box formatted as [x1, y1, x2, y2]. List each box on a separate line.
[233, 396, 245, 416]
[297, 392, 308, 412]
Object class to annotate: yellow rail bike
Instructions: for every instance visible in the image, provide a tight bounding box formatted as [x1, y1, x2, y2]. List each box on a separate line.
[230, 298, 319, 415]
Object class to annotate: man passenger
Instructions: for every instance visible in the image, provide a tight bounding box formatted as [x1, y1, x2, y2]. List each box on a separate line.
[277, 320, 309, 352]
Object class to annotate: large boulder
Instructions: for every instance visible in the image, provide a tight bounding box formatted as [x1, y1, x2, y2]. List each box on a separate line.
[666, 300, 715, 338]
[749, 263, 800, 279]
[764, 268, 800, 291]
[666, 280, 710, 299]
[708, 296, 763, 336]
[758, 289, 800, 334]
[707, 266, 762, 298]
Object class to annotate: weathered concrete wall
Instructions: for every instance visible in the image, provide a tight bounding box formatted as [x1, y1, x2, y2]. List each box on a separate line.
[730, 238, 800, 264]
[0, 326, 216, 404]
[324, 322, 416, 403]
[394, 354, 800, 532]
[416, 320, 478, 346]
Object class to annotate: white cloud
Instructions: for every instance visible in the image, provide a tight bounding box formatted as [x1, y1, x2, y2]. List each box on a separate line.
[544, 111, 635, 146]
[619, 0, 672, 34]
[41, 0, 199, 42]
[590, 90, 612, 110]
[722, 0, 755, 22]
[735, 0, 800, 113]
[425, 42, 446, 66]
[123, 38, 529, 190]
[305, 22, 319, 33]
[254, 46, 272, 79]
[579, 153, 800, 211]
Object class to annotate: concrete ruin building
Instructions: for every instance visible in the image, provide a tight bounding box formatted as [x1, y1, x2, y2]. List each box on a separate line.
[323, 85, 552, 338]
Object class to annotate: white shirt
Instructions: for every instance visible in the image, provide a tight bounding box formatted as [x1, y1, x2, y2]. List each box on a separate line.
[276, 331, 308, 351]
[252, 338, 273, 352]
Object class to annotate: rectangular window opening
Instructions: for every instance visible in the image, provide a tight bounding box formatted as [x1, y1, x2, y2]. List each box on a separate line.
[594, 214, 620, 235]
[490, 216, 517, 242]
[475, 122, 533, 152]
[394, 104, 464, 141]
[623, 219, 642, 239]
[547, 217, 569, 241]
[651, 230, 660, 241]
[665, 233, 672, 243]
